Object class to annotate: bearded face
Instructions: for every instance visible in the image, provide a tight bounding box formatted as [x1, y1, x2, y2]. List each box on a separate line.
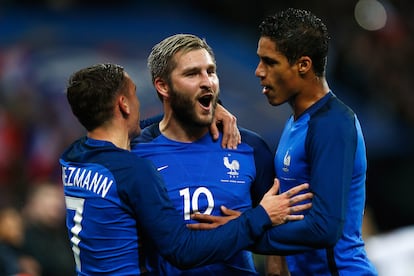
[169, 83, 219, 128]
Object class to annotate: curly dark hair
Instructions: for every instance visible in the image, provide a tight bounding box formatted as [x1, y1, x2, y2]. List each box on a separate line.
[259, 8, 330, 76]
[66, 63, 126, 131]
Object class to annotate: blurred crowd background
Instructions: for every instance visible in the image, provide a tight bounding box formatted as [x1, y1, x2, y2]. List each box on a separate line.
[1, 0, 413, 275]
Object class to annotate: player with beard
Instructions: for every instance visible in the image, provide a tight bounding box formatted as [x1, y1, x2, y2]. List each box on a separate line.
[131, 34, 290, 275]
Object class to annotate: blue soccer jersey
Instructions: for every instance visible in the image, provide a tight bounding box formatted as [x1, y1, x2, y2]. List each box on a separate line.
[60, 137, 274, 275]
[253, 92, 377, 275]
[131, 125, 274, 275]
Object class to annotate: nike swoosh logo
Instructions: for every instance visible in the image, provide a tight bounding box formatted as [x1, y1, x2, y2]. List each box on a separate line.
[157, 165, 169, 171]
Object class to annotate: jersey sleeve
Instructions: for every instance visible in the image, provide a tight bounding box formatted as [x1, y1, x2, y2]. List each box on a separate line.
[118, 155, 272, 268]
[139, 114, 163, 129]
[240, 127, 275, 206]
[252, 110, 356, 255]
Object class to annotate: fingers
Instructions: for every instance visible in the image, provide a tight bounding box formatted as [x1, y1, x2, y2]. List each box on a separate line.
[220, 205, 242, 217]
[289, 192, 313, 205]
[213, 104, 240, 149]
[191, 207, 241, 223]
[187, 223, 217, 230]
[260, 179, 313, 226]
[289, 202, 312, 214]
[221, 118, 240, 149]
[209, 121, 220, 141]
[284, 183, 310, 197]
[189, 210, 238, 230]
[285, 214, 305, 222]
[264, 179, 280, 197]
[191, 213, 215, 223]
[282, 188, 313, 224]
[273, 178, 280, 193]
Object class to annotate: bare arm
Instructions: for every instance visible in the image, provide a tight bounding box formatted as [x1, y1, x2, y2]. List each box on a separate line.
[265, 255, 290, 276]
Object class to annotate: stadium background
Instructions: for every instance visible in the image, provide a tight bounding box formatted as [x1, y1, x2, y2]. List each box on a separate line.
[1, 0, 413, 275]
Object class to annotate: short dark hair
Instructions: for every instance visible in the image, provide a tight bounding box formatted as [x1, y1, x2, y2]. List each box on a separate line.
[66, 63, 126, 131]
[259, 8, 330, 76]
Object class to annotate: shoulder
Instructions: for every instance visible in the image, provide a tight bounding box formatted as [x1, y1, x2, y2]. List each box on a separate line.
[110, 151, 162, 193]
[114, 152, 166, 208]
[140, 114, 163, 129]
[131, 123, 161, 147]
[102, 149, 157, 177]
[307, 95, 358, 146]
[312, 94, 355, 122]
[309, 94, 356, 133]
[240, 127, 272, 153]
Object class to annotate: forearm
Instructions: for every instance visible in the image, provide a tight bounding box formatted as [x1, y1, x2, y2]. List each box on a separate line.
[251, 213, 343, 255]
[157, 206, 272, 268]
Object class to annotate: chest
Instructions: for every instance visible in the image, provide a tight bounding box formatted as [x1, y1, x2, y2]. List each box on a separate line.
[135, 142, 256, 219]
[275, 116, 311, 191]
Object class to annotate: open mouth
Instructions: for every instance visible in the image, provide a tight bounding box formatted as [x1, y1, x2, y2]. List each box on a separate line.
[262, 85, 271, 94]
[198, 94, 213, 108]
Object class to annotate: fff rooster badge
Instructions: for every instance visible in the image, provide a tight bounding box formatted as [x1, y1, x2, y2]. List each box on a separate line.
[223, 155, 239, 178]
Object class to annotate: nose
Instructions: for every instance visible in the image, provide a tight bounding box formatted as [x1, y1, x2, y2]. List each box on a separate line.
[200, 71, 216, 91]
[255, 62, 264, 78]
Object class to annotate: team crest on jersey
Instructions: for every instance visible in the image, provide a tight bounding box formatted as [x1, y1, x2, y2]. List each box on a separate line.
[283, 150, 291, 172]
[223, 155, 239, 178]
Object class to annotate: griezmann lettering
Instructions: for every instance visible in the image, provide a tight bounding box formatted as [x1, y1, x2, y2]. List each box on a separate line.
[62, 166, 113, 198]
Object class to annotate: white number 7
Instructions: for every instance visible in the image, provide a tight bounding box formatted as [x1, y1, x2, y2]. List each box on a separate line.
[65, 196, 85, 271]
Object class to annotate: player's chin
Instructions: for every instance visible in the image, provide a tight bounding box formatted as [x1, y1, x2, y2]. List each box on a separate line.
[197, 114, 214, 126]
[267, 96, 284, 106]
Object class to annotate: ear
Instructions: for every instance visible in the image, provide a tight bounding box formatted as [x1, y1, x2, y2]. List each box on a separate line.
[118, 95, 130, 116]
[297, 56, 312, 75]
[154, 77, 169, 99]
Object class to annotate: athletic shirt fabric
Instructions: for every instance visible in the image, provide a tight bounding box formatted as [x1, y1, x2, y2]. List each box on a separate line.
[253, 92, 378, 275]
[131, 126, 274, 275]
[60, 137, 273, 275]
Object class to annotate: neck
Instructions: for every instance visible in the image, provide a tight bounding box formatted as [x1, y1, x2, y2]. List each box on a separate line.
[291, 77, 330, 120]
[87, 124, 131, 150]
[160, 111, 208, 142]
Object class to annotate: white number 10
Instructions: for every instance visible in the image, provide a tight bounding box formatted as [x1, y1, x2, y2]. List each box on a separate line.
[179, 187, 214, 220]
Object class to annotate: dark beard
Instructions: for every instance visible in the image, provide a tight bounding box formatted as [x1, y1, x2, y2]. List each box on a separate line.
[169, 87, 218, 128]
